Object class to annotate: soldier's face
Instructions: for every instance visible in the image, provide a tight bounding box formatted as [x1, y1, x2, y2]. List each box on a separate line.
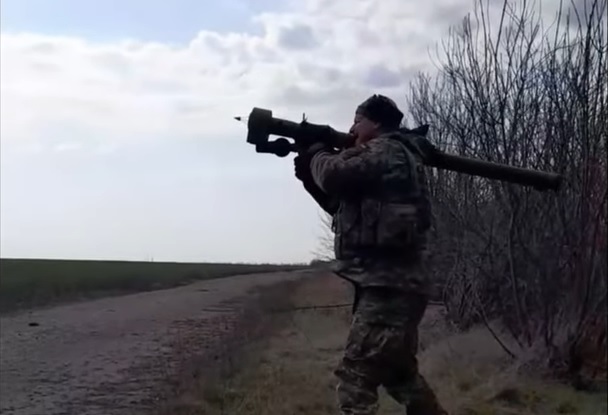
[349, 113, 380, 146]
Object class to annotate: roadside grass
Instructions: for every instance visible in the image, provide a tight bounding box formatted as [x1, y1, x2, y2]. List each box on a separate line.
[161, 273, 607, 415]
[0, 258, 308, 314]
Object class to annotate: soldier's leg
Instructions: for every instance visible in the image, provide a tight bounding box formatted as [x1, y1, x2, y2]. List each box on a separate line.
[334, 318, 399, 415]
[384, 373, 447, 415]
[382, 314, 447, 414]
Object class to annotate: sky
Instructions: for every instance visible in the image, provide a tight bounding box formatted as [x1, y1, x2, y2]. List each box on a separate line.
[0, 0, 574, 264]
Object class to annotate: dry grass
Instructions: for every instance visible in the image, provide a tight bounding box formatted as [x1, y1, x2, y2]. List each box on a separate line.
[159, 273, 607, 415]
[152, 276, 310, 415]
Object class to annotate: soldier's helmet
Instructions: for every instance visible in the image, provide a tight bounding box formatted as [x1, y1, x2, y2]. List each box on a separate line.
[356, 94, 404, 130]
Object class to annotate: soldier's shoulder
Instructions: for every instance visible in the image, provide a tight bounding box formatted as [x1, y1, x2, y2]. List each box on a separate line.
[366, 134, 413, 163]
[368, 134, 408, 153]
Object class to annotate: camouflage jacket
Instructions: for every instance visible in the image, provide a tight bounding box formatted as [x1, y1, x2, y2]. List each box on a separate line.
[309, 129, 432, 295]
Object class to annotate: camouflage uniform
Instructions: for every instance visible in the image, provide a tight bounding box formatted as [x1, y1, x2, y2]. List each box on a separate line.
[303, 114, 447, 414]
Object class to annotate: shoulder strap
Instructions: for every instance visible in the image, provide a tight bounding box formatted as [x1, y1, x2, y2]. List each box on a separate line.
[384, 131, 434, 231]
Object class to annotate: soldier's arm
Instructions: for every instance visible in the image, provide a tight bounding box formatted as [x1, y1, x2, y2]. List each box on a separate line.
[308, 138, 391, 196]
[302, 180, 339, 215]
[294, 151, 339, 215]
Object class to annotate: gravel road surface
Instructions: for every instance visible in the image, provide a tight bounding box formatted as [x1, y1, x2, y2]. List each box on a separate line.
[0, 270, 310, 415]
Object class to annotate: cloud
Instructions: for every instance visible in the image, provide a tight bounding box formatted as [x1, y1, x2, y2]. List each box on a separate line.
[0, 0, 485, 152]
[277, 23, 319, 50]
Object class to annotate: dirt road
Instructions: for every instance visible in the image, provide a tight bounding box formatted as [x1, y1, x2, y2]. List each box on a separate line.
[0, 270, 311, 415]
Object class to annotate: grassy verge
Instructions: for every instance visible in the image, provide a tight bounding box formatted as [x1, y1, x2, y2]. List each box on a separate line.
[163, 273, 607, 415]
[0, 258, 308, 314]
[153, 276, 308, 415]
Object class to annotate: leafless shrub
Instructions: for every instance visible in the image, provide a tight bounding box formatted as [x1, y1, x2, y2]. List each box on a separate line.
[311, 212, 336, 263]
[405, 0, 607, 381]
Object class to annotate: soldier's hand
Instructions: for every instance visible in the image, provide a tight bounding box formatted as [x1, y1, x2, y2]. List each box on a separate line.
[294, 154, 312, 182]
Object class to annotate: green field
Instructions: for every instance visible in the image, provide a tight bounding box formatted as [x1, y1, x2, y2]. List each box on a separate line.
[0, 258, 309, 314]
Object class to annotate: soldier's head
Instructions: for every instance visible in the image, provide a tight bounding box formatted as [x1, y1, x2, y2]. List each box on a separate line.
[349, 94, 403, 145]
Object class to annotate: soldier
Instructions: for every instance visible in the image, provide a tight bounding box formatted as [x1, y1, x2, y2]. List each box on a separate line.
[294, 94, 448, 415]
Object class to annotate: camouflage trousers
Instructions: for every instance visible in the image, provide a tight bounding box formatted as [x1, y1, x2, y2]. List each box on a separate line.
[334, 295, 447, 415]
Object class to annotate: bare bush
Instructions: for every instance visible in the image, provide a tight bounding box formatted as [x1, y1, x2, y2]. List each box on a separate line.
[312, 211, 336, 262]
[405, 0, 607, 381]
